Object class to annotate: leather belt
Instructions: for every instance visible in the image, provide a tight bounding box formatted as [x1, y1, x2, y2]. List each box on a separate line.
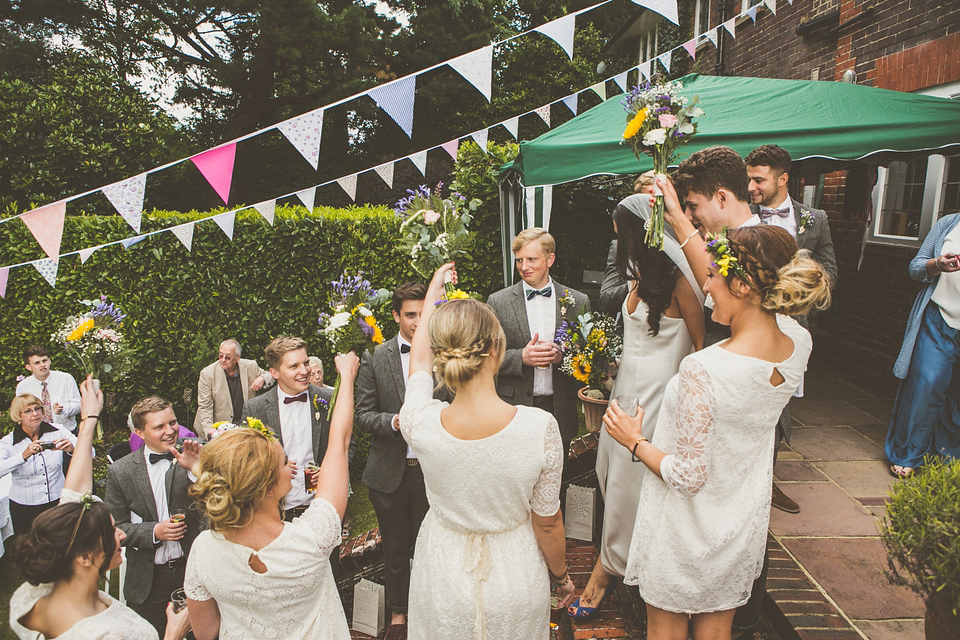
[406, 458, 420, 467]
[157, 557, 185, 570]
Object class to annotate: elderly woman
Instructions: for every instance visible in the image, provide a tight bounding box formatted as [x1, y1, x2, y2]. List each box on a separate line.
[1, 394, 77, 534]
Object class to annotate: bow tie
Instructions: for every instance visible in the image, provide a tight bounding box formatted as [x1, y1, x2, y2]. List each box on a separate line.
[149, 451, 174, 464]
[526, 286, 552, 301]
[400, 343, 411, 354]
[283, 393, 308, 404]
[759, 207, 791, 220]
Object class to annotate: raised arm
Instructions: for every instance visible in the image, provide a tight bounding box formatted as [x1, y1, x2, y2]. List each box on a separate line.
[409, 263, 454, 376]
[660, 176, 709, 290]
[62, 375, 103, 495]
[316, 351, 360, 519]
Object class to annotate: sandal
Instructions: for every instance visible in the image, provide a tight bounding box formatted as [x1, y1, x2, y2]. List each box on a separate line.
[567, 580, 617, 621]
[889, 464, 914, 479]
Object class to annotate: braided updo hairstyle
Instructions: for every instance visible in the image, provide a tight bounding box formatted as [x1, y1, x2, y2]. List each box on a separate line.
[189, 427, 283, 532]
[15, 501, 116, 585]
[430, 299, 506, 393]
[725, 226, 832, 316]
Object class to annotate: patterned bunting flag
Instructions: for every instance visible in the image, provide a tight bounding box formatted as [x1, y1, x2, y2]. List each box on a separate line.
[253, 200, 276, 225]
[214, 211, 236, 240]
[368, 76, 417, 138]
[704, 28, 718, 48]
[296, 187, 316, 212]
[190, 144, 237, 204]
[440, 140, 459, 159]
[374, 163, 395, 189]
[534, 13, 576, 60]
[470, 130, 488, 153]
[502, 117, 520, 139]
[682, 38, 698, 59]
[102, 173, 147, 233]
[337, 175, 358, 202]
[21, 202, 66, 259]
[171, 223, 195, 252]
[33, 258, 58, 288]
[410, 151, 428, 175]
[764, 0, 777, 15]
[448, 45, 494, 101]
[721, 18, 736, 38]
[613, 71, 629, 92]
[562, 94, 578, 116]
[658, 51, 672, 74]
[0, 267, 7, 298]
[277, 109, 324, 170]
[589, 82, 606, 100]
[630, 0, 679, 25]
[534, 105, 551, 127]
[121, 236, 144, 249]
[77, 247, 99, 263]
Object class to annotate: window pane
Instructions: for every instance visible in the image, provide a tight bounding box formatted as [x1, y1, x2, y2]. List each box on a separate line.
[941, 154, 960, 217]
[878, 159, 927, 237]
[699, 0, 710, 36]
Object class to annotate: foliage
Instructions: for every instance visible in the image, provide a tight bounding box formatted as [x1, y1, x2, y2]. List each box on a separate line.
[881, 456, 960, 615]
[54, 295, 132, 384]
[395, 184, 481, 279]
[554, 297, 622, 398]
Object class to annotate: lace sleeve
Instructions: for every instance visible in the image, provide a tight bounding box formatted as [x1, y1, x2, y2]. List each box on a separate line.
[531, 415, 564, 517]
[59, 488, 102, 505]
[297, 495, 342, 554]
[184, 538, 212, 601]
[398, 370, 440, 441]
[660, 358, 714, 497]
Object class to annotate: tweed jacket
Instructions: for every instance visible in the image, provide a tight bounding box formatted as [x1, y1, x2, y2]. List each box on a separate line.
[752, 198, 839, 289]
[240, 383, 333, 464]
[193, 358, 274, 437]
[487, 280, 590, 444]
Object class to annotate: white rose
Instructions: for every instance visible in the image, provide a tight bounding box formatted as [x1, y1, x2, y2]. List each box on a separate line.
[642, 128, 667, 146]
[328, 312, 352, 330]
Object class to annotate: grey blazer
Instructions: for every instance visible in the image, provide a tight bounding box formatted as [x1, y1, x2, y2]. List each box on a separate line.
[600, 240, 629, 318]
[751, 198, 839, 289]
[105, 445, 201, 605]
[240, 384, 333, 465]
[487, 280, 590, 445]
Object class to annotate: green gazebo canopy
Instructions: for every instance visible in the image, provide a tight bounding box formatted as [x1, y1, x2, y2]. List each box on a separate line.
[507, 73, 960, 187]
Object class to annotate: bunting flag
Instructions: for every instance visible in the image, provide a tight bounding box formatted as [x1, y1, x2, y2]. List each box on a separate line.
[747, 5, 759, 21]
[639, 60, 652, 80]
[630, 0, 679, 25]
[448, 45, 494, 101]
[721, 17, 736, 38]
[682, 38, 698, 59]
[764, 0, 777, 15]
[121, 236, 144, 249]
[704, 28, 718, 48]
[77, 247, 98, 263]
[657, 50, 673, 74]
[524, 186, 554, 229]
[214, 211, 236, 240]
[0, 267, 7, 298]
[368, 76, 417, 138]
[786, 0, 793, 4]
[33, 258, 58, 288]
[21, 202, 66, 259]
[613, 71, 629, 92]
[440, 139, 460, 159]
[374, 162, 395, 188]
[534, 13, 576, 60]
[171, 222, 195, 252]
[589, 82, 606, 100]
[534, 105, 551, 127]
[502, 117, 520, 139]
[102, 173, 147, 233]
[469, 130, 488, 152]
[190, 143, 237, 204]
[562, 94, 578, 115]
[410, 150, 428, 175]
[296, 187, 316, 212]
[277, 108, 324, 170]
[337, 174, 358, 202]
[253, 199, 276, 225]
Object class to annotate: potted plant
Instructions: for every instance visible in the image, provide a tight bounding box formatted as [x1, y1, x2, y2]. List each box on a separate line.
[880, 456, 960, 640]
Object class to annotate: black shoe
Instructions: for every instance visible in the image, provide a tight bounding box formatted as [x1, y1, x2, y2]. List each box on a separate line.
[772, 483, 800, 513]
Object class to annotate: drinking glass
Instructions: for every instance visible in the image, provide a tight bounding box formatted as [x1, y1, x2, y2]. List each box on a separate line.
[616, 395, 639, 417]
[170, 588, 187, 614]
[304, 462, 321, 493]
[170, 509, 186, 525]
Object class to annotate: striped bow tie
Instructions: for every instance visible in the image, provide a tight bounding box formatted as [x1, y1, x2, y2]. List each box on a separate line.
[526, 286, 552, 300]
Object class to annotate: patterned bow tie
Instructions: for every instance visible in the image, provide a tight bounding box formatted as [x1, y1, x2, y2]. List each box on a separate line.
[400, 343, 411, 354]
[149, 451, 174, 464]
[526, 286, 552, 301]
[759, 207, 791, 220]
[283, 393, 308, 404]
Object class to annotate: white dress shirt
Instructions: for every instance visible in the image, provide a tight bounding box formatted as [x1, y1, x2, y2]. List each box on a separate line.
[759, 197, 799, 239]
[0, 423, 77, 507]
[932, 223, 960, 329]
[523, 278, 557, 397]
[16, 371, 82, 432]
[277, 387, 314, 509]
[142, 446, 182, 564]
[397, 336, 416, 459]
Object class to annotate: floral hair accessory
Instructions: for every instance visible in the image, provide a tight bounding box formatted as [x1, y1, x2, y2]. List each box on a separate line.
[209, 417, 276, 441]
[66, 492, 98, 553]
[704, 229, 750, 282]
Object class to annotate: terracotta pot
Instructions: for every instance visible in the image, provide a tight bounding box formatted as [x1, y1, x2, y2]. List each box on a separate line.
[925, 590, 960, 640]
[577, 387, 609, 434]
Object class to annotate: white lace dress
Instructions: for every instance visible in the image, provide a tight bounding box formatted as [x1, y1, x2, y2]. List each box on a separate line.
[398, 371, 564, 640]
[183, 496, 348, 640]
[9, 583, 157, 640]
[624, 315, 811, 614]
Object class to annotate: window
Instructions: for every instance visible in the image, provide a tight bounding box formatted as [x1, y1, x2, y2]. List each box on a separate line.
[870, 154, 959, 246]
[694, 0, 711, 38]
[740, 0, 763, 13]
[638, 28, 659, 63]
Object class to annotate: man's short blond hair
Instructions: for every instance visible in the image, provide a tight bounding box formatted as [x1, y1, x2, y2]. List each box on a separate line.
[131, 396, 173, 431]
[264, 336, 307, 369]
[512, 228, 555, 255]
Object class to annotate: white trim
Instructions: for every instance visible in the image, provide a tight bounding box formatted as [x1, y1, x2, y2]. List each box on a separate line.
[868, 155, 949, 248]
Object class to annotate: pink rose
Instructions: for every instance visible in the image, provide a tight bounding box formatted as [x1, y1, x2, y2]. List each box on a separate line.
[658, 113, 678, 128]
[423, 210, 440, 224]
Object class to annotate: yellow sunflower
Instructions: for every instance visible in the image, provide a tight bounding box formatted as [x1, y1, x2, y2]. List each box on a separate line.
[571, 354, 591, 383]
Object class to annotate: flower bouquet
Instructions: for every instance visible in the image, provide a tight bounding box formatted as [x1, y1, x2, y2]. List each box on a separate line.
[395, 183, 481, 297]
[621, 76, 704, 249]
[554, 293, 622, 399]
[317, 272, 390, 419]
[53, 295, 131, 385]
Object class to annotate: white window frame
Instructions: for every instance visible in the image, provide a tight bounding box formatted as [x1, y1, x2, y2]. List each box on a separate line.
[740, 0, 763, 13]
[638, 27, 659, 63]
[694, 0, 711, 38]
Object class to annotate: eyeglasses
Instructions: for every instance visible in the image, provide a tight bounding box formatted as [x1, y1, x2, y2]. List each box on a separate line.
[217, 353, 238, 361]
[21, 407, 44, 415]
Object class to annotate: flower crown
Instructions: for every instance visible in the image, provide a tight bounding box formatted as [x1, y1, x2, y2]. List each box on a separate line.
[209, 417, 276, 441]
[66, 492, 98, 553]
[704, 230, 750, 282]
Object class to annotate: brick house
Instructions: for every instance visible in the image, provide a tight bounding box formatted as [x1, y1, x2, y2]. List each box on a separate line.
[604, 0, 960, 394]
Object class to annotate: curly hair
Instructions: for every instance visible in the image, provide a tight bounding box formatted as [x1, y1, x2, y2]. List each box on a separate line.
[429, 299, 506, 392]
[15, 501, 116, 585]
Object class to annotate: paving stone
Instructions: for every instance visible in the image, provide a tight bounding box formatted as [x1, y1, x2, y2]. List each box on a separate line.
[853, 618, 925, 640]
[769, 483, 881, 536]
[798, 375, 874, 401]
[851, 423, 889, 446]
[778, 600, 842, 615]
[847, 397, 895, 423]
[787, 614, 853, 628]
[791, 399, 879, 427]
[781, 538, 924, 620]
[795, 629, 863, 640]
[789, 426, 886, 462]
[814, 460, 896, 500]
[775, 460, 830, 482]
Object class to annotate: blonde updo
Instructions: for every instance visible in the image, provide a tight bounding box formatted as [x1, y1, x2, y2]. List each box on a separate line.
[726, 226, 832, 316]
[188, 428, 282, 532]
[429, 299, 506, 392]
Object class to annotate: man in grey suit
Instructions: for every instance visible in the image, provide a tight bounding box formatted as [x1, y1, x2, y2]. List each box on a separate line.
[193, 338, 274, 438]
[355, 282, 436, 640]
[487, 227, 590, 458]
[240, 335, 334, 522]
[105, 396, 202, 636]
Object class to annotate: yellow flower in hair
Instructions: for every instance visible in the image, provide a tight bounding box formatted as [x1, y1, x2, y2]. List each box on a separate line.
[623, 108, 648, 140]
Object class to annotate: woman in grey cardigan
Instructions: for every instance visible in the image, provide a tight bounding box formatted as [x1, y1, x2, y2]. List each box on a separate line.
[887, 213, 960, 477]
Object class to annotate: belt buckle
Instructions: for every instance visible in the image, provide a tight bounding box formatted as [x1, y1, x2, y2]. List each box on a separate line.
[406, 458, 419, 466]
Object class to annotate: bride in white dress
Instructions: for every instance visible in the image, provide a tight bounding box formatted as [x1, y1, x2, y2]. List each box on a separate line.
[570, 195, 703, 620]
[399, 264, 576, 640]
[604, 225, 831, 640]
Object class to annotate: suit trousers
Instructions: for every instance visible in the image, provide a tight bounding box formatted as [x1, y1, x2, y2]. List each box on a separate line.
[368, 463, 429, 614]
[130, 561, 186, 637]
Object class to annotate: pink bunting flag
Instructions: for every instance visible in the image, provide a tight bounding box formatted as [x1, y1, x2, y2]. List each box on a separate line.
[190, 143, 237, 204]
[21, 201, 66, 259]
[440, 140, 459, 159]
[277, 109, 324, 170]
[0, 267, 7, 298]
[682, 38, 697, 60]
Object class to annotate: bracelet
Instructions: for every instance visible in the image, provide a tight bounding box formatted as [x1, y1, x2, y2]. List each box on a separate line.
[548, 567, 568, 582]
[84, 415, 100, 422]
[679, 229, 699, 249]
[631, 438, 648, 462]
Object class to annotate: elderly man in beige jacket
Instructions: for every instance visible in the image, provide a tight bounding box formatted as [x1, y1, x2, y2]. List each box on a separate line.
[193, 339, 273, 438]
